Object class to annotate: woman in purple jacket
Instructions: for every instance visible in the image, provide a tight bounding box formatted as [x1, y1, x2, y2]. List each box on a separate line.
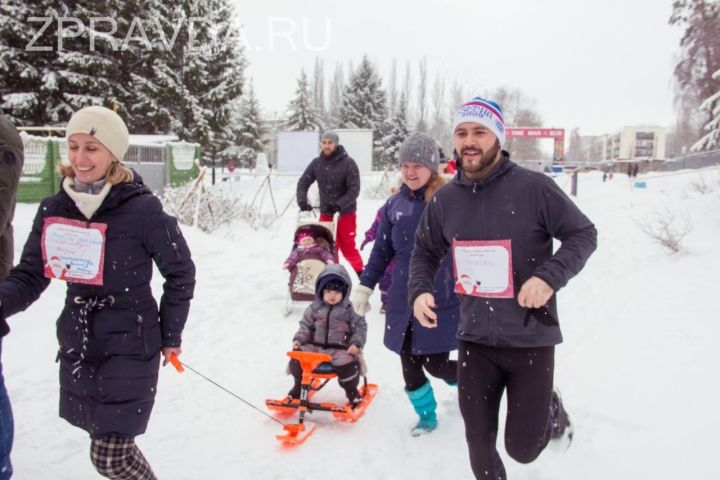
[0, 106, 195, 479]
[352, 132, 459, 436]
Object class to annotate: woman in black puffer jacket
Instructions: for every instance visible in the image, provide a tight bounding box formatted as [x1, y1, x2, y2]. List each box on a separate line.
[0, 106, 195, 479]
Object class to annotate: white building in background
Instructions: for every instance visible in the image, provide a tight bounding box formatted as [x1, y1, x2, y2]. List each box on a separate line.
[581, 126, 667, 163]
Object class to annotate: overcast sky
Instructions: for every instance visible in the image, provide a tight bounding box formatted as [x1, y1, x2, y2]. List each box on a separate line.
[231, 0, 682, 136]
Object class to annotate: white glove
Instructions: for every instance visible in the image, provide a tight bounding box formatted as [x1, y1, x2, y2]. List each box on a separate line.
[351, 285, 373, 315]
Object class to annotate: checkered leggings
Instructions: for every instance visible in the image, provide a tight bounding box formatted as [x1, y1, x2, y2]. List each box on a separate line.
[90, 435, 157, 480]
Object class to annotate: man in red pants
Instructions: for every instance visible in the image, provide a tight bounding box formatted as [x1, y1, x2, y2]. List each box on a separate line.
[296, 131, 364, 277]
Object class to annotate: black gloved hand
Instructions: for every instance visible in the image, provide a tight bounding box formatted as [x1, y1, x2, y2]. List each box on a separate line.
[298, 200, 312, 212]
[327, 204, 341, 214]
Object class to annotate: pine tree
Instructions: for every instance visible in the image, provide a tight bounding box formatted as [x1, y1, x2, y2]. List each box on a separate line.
[229, 81, 266, 168]
[0, 1, 158, 127]
[136, 0, 246, 163]
[285, 69, 321, 131]
[340, 56, 387, 164]
[669, 0, 720, 152]
[339, 55, 386, 130]
[131, 1, 193, 135]
[125, 0, 187, 134]
[692, 68, 720, 150]
[55, 0, 142, 125]
[374, 92, 408, 169]
[0, 0, 91, 125]
[196, 0, 246, 165]
[0, 0, 51, 124]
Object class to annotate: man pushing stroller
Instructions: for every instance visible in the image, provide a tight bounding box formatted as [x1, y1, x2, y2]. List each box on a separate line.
[296, 131, 364, 277]
[287, 264, 367, 406]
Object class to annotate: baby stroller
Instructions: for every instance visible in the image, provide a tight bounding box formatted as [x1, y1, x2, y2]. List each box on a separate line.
[284, 219, 336, 315]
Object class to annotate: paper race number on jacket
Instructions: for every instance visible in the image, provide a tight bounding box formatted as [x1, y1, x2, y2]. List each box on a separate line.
[452, 239, 513, 298]
[41, 217, 107, 285]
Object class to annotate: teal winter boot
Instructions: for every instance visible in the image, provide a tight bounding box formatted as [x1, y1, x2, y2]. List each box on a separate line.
[405, 381, 438, 436]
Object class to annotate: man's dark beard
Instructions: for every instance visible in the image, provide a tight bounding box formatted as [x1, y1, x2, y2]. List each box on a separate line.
[461, 141, 501, 179]
[321, 146, 337, 158]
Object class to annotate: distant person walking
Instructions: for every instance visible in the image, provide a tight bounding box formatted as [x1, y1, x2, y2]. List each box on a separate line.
[297, 131, 364, 276]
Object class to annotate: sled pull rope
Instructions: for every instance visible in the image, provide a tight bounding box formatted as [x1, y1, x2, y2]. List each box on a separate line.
[170, 354, 286, 426]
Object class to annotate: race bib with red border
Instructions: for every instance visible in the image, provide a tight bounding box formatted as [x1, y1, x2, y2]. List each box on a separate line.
[41, 217, 107, 285]
[452, 239, 514, 298]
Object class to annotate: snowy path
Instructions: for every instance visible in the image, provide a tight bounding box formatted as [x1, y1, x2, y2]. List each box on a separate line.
[4, 169, 719, 479]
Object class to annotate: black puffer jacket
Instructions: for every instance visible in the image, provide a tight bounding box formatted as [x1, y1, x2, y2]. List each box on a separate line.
[0, 116, 23, 284]
[409, 153, 597, 348]
[0, 173, 195, 437]
[296, 145, 361, 216]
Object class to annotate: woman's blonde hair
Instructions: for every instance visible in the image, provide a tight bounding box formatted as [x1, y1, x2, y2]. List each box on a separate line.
[58, 158, 134, 184]
[424, 172, 446, 203]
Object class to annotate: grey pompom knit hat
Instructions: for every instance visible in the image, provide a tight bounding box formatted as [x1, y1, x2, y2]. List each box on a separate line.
[398, 132, 440, 172]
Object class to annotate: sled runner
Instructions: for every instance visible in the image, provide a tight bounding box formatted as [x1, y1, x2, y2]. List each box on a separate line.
[265, 351, 379, 445]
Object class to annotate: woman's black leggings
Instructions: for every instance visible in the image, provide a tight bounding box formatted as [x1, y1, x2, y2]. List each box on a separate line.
[400, 327, 457, 391]
[458, 340, 555, 480]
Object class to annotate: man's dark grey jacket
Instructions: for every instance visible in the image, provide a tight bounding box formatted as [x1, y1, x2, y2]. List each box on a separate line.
[408, 152, 597, 348]
[296, 145, 361, 216]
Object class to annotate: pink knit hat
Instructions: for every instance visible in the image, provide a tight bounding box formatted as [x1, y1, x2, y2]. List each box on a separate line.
[296, 230, 314, 243]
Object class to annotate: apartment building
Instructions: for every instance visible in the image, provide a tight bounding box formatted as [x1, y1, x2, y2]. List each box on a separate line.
[581, 126, 667, 163]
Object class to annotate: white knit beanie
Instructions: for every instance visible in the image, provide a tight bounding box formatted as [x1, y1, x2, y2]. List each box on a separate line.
[452, 96, 506, 146]
[66, 106, 129, 161]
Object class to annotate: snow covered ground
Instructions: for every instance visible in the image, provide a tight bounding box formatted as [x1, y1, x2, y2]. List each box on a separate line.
[4, 167, 720, 479]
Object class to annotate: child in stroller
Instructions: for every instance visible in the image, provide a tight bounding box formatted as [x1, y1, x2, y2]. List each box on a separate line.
[284, 221, 336, 314]
[283, 227, 335, 270]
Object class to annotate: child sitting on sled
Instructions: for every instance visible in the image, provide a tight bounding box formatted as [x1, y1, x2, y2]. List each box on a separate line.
[288, 264, 367, 405]
[283, 228, 335, 270]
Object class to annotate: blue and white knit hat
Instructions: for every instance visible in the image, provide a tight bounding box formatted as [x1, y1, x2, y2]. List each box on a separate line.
[452, 96, 506, 146]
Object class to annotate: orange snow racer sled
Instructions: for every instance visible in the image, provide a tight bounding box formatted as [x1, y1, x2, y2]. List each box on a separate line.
[265, 351, 379, 445]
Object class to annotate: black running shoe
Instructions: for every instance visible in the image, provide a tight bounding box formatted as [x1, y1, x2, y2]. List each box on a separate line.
[549, 388, 574, 450]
